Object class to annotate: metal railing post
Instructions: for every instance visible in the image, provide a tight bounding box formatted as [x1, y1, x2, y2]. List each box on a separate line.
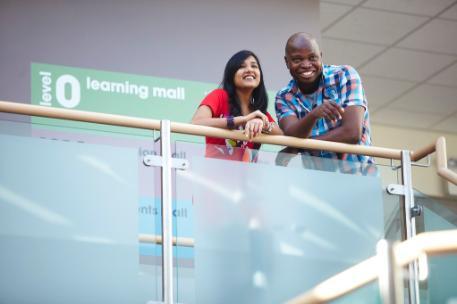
[377, 240, 403, 304]
[160, 120, 174, 304]
[400, 150, 420, 304]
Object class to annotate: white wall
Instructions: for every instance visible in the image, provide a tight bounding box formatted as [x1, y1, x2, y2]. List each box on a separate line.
[0, 0, 319, 104]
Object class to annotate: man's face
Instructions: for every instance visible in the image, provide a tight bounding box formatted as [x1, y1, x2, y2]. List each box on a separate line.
[285, 40, 322, 86]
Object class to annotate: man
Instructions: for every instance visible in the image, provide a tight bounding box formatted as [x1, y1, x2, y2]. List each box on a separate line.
[275, 32, 373, 164]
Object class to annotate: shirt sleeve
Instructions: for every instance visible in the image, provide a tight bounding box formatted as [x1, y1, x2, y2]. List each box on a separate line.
[265, 111, 275, 123]
[275, 92, 297, 122]
[199, 89, 227, 117]
[339, 65, 367, 110]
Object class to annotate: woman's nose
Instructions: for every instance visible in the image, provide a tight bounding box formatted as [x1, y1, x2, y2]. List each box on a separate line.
[245, 66, 254, 72]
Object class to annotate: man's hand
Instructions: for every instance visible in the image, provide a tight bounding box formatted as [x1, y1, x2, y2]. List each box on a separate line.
[310, 100, 344, 123]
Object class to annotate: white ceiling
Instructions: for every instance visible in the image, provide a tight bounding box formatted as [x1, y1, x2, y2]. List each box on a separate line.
[320, 0, 457, 134]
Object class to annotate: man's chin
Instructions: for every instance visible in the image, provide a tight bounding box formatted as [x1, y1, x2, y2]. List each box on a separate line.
[297, 76, 318, 84]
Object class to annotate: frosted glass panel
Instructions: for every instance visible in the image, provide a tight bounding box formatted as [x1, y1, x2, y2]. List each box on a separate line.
[176, 142, 385, 303]
[0, 134, 158, 303]
[417, 195, 457, 304]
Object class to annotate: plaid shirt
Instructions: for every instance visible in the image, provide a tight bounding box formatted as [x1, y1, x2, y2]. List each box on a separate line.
[275, 64, 373, 163]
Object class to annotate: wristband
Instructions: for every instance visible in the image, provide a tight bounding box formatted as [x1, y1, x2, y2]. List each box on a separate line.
[226, 115, 235, 130]
[262, 122, 274, 134]
[268, 122, 274, 133]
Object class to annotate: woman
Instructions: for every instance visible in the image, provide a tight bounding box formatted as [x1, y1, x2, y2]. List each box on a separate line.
[192, 50, 282, 161]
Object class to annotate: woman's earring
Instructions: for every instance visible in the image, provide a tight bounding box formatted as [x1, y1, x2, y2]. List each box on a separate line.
[250, 98, 255, 105]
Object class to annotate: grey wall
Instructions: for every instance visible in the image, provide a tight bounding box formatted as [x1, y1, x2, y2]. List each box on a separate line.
[0, 0, 319, 104]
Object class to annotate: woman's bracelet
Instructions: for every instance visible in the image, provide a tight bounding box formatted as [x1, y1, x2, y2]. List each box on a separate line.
[226, 115, 235, 130]
[262, 121, 274, 134]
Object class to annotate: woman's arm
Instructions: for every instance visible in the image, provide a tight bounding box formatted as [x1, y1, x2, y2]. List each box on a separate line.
[263, 112, 283, 136]
[191, 105, 269, 130]
[266, 122, 283, 135]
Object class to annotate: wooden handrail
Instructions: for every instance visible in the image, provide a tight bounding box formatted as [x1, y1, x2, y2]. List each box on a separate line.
[409, 136, 457, 185]
[138, 234, 194, 247]
[436, 137, 457, 185]
[0, 100, 455, 185]
[410, 140, 436, 162]
[0, 101, 401, 159]
[287, 229, 457, 304]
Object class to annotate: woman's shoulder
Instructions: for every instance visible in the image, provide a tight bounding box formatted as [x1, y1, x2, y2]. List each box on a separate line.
[208, 88, 228, 98]
[200, 88, 230, 114]
[202, 88, 229, 105]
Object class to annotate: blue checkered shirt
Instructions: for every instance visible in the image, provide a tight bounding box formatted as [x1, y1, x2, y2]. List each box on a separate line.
[275, 64, 373, 163]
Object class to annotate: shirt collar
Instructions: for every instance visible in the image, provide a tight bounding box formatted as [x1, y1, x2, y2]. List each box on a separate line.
[322, 64, 331, 80]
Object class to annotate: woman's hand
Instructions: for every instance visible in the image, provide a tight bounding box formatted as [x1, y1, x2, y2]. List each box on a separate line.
[243, 110, 268, 125]
[244, 118, 264, 140]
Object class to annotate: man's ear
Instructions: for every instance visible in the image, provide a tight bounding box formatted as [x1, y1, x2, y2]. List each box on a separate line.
[284, 56, 290, 69]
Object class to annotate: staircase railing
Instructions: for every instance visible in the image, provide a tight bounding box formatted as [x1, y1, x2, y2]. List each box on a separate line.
[286, 229, 457, 304]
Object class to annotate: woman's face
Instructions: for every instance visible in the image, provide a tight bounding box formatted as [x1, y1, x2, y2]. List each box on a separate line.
[233, 56, 261, 90]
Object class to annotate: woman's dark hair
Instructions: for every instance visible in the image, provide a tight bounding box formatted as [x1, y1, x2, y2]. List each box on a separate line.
[221, 50, 269, 117]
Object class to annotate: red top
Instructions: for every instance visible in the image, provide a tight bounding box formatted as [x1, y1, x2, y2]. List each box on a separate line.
[199, 88, 274, 162]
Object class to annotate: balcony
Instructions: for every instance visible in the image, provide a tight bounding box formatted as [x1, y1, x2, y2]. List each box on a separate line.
[0, 101, 456, 304]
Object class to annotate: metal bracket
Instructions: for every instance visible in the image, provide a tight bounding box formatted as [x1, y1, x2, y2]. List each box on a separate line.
[386, 184, 423, 218]
[390, 154, 431, 170]
[386, 184, 405, 195]
[143, 155, 189, 170]
[411, 205, 423, 217]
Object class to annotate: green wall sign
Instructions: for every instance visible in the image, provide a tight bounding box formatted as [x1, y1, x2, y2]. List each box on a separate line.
[31, 63, 218, 137]
[31, 63, 278, 147]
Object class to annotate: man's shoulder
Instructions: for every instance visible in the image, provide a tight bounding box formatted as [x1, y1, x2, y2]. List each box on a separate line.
[275, 79, 295, 98]
[324, 64, 361, 79]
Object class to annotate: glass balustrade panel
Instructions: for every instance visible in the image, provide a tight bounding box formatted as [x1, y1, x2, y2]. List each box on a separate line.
[174, 140, 387, 303]
[0, 118, 161, 303]
[415, 193, 457, 304]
